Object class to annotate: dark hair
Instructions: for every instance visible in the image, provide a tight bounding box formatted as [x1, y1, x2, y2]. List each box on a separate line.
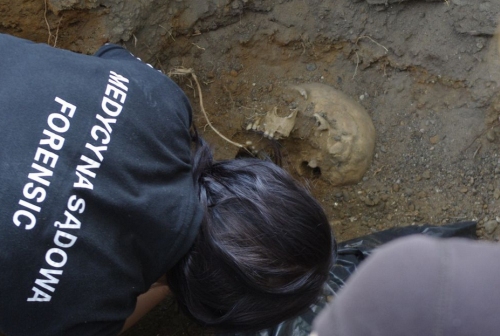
[166, 136, 335, 332]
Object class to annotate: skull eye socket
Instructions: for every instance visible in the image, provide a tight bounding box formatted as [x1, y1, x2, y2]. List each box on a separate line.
[300, 161, 322, 178]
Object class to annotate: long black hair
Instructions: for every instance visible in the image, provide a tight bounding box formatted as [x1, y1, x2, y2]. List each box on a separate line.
[166, 133, 335, 332]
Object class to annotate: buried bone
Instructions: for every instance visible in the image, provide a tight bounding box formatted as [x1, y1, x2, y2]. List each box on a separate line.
[290, 83, 376, 186]
[244, 83, 375, 186]
[247, 107, 298, 139]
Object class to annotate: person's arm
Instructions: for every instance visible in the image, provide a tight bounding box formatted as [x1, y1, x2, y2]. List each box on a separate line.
[120, 276, 170, 334]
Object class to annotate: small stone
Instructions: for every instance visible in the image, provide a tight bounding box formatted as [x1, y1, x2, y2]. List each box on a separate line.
[486, 129, 496, 142]
[306, 63, 317, 71]
[364, 195, 380, 207]
[417, 191, 427, 198]
[392, 184, 400, 192]
[422, 170, 431, 179]
[484, 220, 499, 235]
[230, 69, 238, 77]
[231, 0, 240, 9]
[342, 190, 350, 201]
[380, 194, 389, 202]
[408, 203, 415, 211]
[494, 188, 500, 200]
[331, 220, 342, 227]
[429, 135, 439, 144]
[460, 187, 468, 194]
[479, 2, 490, 11]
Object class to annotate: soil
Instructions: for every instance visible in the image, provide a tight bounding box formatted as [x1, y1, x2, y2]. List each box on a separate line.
[2, 0, 500, 335]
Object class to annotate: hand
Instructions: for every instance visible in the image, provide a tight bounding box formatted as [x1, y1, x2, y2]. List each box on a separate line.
[120, 275, 170, 333]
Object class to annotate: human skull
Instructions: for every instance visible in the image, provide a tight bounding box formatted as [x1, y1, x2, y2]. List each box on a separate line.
[288, 83, 376, 186]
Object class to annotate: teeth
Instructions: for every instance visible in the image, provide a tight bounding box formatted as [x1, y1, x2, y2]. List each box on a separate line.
[246, 106, 297, 140]
[252, 119, 260, 130]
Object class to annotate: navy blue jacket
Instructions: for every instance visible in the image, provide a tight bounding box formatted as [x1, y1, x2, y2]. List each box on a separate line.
[0, 34, 202, 335]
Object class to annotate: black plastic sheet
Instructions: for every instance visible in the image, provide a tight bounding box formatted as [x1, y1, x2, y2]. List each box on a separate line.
[222, 221, 477, 336]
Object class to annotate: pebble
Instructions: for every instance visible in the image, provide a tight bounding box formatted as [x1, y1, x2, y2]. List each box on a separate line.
[479, 2, 490, 10]
[486, 129, 496, 142]
[331, 220, 342, 228]
[392, 184, 400, 192]
[417, 191, 427, 198]
[484, 220, 499, 235]
[342, 190, 351, 201]
[363, 195, 380, 207]
[306, 63, 317, 71]
[230, 69, 238, 77]
[429, 135, 439, 144]
[422, 170, 431, 179]
[460, 187, 468, 194]
[494, 188, 500, 200]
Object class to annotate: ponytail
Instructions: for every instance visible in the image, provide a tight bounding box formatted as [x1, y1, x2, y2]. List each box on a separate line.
[166, 132, 335, 332]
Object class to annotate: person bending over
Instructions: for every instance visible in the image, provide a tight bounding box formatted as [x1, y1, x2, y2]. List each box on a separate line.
[0, 33, 334, 336]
